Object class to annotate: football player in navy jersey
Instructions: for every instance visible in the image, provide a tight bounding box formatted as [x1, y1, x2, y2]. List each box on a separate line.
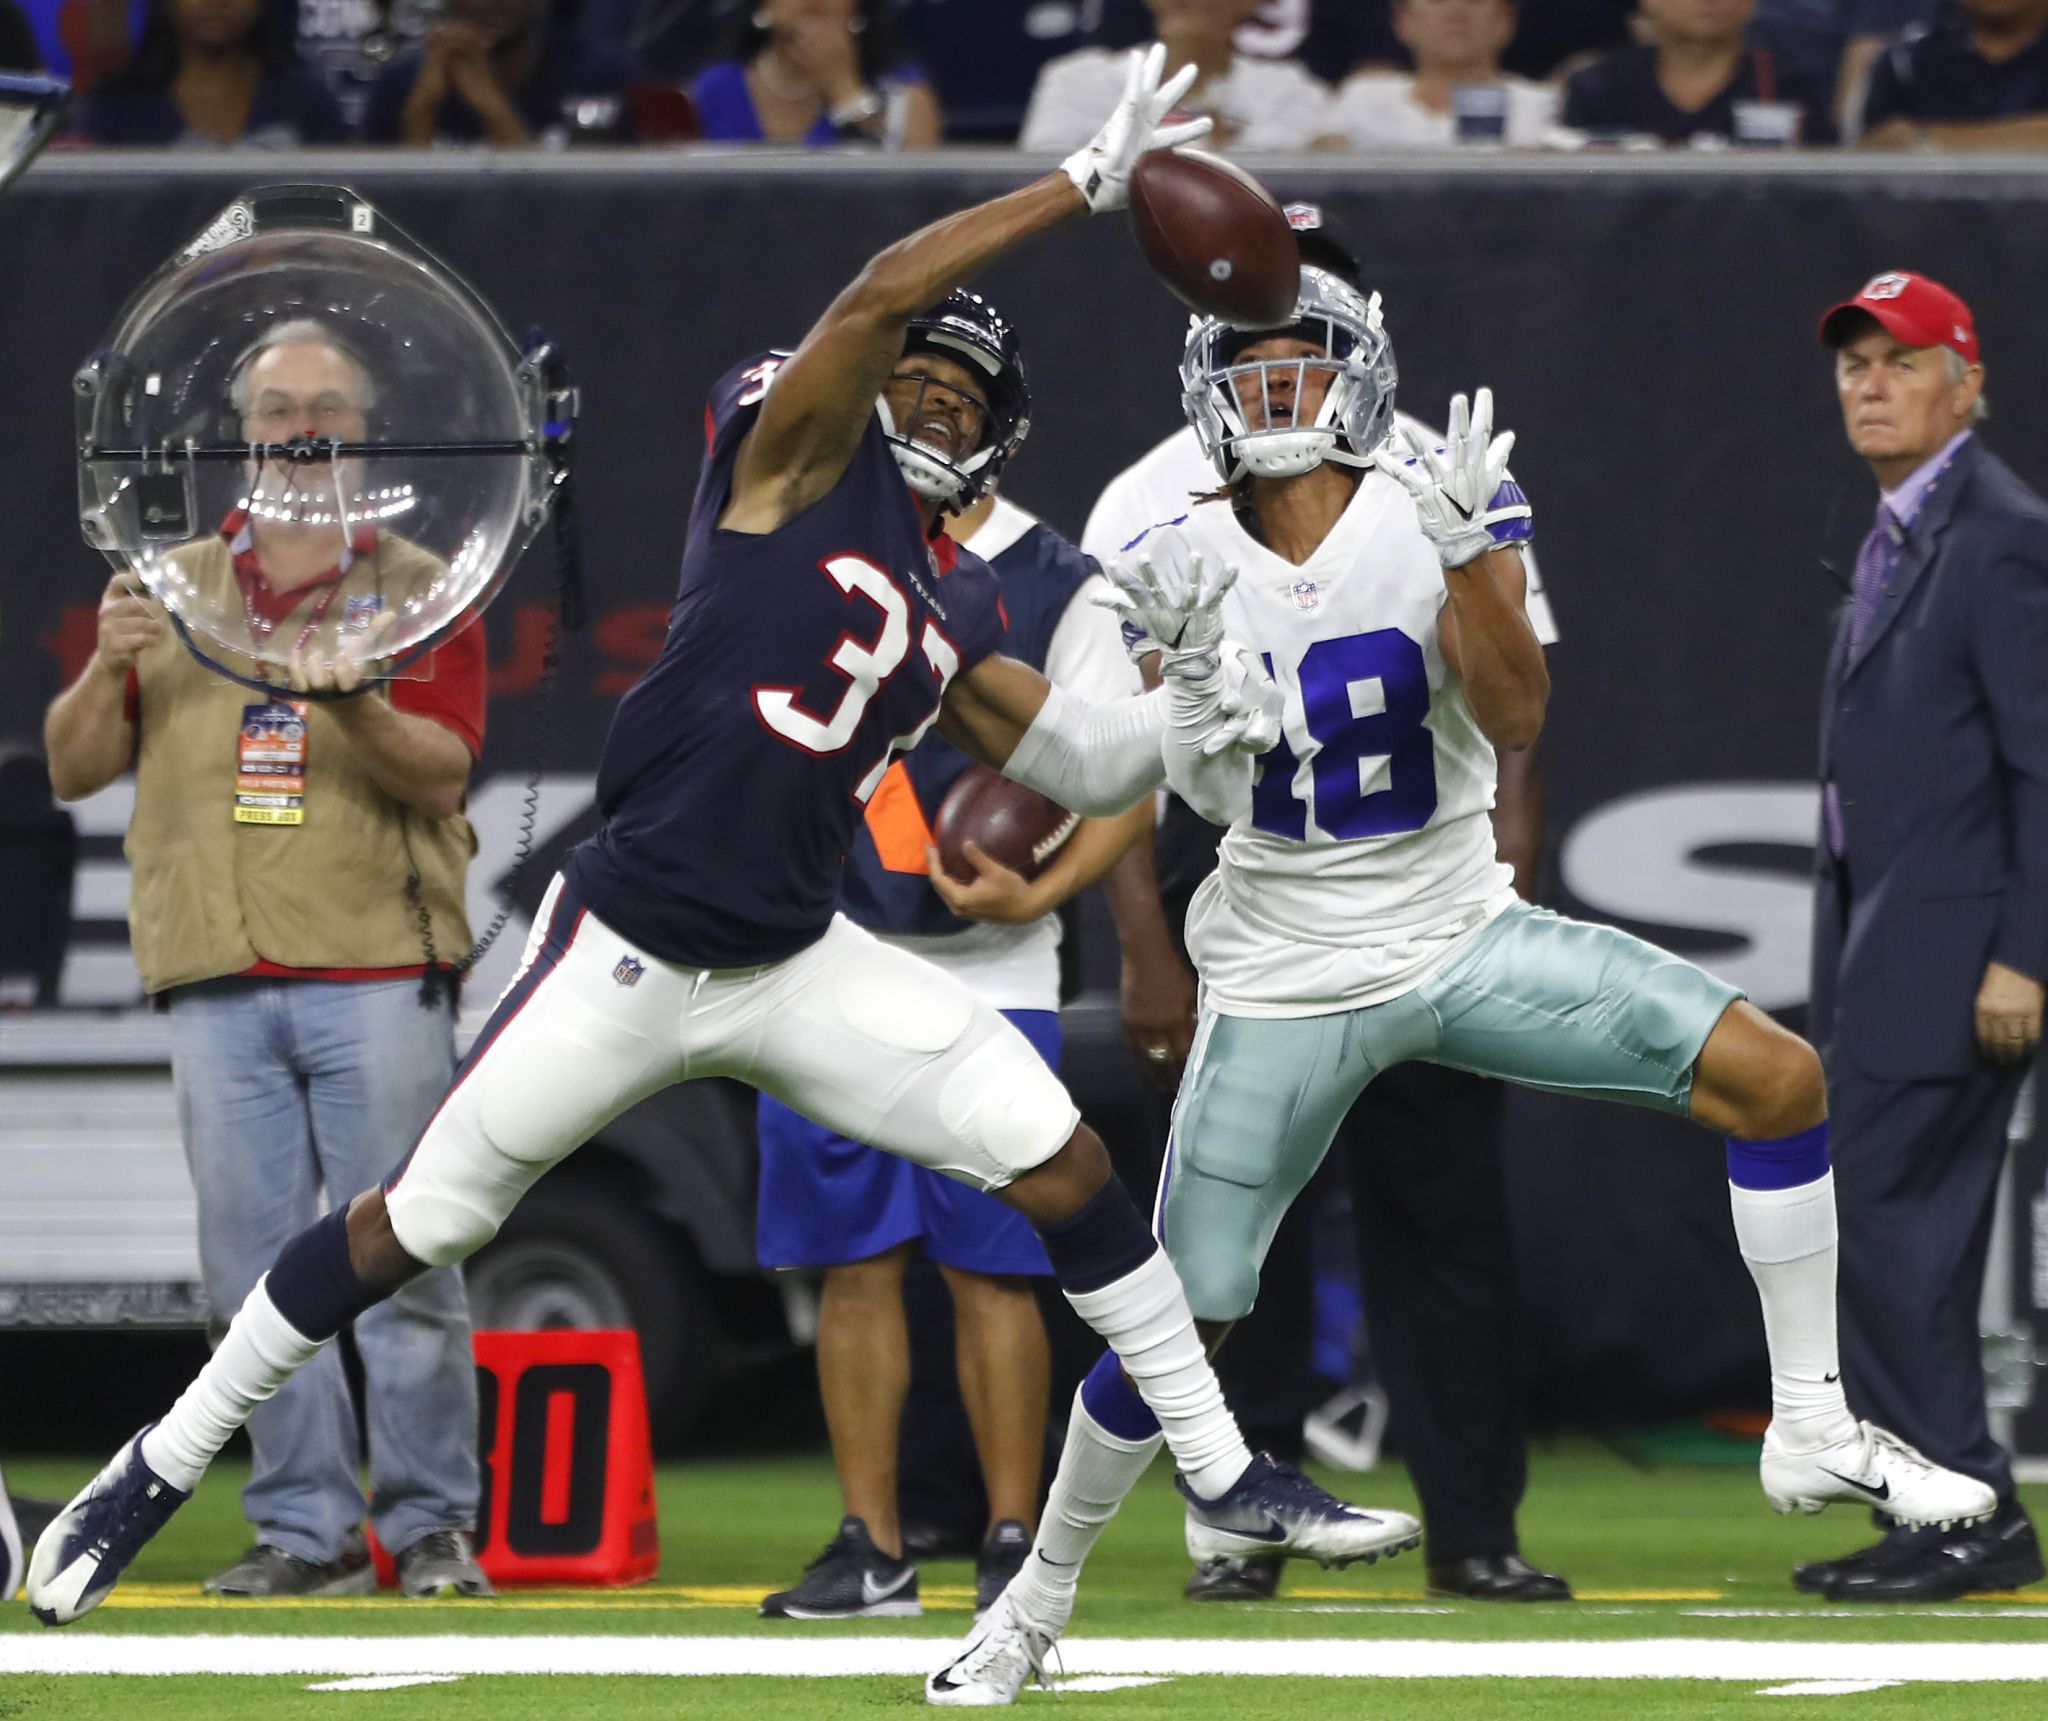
[30, 46, 1425, 1694]
[754, 290, 1157, 1623]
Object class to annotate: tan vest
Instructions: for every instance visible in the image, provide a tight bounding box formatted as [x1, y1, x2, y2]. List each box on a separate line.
[125, 534, 477, 993]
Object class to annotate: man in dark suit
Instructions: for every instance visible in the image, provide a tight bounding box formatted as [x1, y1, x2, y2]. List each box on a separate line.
[1805, 270, 2048, 1602]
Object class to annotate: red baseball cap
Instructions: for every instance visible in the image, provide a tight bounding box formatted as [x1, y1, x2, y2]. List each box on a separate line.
[1818, 271, 1979, 364]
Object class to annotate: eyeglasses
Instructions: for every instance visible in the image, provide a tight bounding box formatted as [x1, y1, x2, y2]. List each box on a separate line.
[242, 393, 368, 436]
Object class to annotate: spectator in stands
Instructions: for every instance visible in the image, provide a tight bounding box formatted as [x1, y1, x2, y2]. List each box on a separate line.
[41, 320, 493, 1604]
[1020, 0, 1339, 152]
[1331, 0, 1559, 148]
[1, 0, 41, 69]
[688, 0, 939, 148]
[1859, 0, 2048, 147]
[290, 0, 427, 135]
[358, 0, 635, 146]
[13, 0, 140, 84]
[1748, 0, 1936, 124]
[74, 0, 347, 146]
[1502, 0, 1635, 76]
[1561, 0, 1837, 142]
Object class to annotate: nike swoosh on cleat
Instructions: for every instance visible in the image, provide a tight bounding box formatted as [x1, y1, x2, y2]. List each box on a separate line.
[1818, 1466, 1888, 1502]
[1218, 1516, 1289, 1544]
[861, 1568, 914, 1605]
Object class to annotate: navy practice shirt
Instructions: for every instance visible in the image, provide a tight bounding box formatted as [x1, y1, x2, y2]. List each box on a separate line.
[839, 514, 1093, 940]
[1562, 44, 1837, 142]
[1864, 15, 2048, 127]
[565, 353, 1008, 968]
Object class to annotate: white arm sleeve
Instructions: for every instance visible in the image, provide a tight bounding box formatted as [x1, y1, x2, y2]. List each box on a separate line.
[1001, 682, 1167, 816]
[1160, 671, 1255, 829]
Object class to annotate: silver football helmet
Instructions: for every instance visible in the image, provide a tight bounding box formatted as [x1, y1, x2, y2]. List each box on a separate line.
[1181, 266, 1396, 483]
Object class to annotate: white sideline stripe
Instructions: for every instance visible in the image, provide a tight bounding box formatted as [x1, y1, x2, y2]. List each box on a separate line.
[308, 1675, 464, 1692]
[5, 1638, 2048, 1682]
[1759, 1682, 1902, 1697]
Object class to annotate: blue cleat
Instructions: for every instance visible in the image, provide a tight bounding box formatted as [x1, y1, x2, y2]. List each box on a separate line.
[27, 1428, 190, 1626]
[1178, 1452, 1421, 1568]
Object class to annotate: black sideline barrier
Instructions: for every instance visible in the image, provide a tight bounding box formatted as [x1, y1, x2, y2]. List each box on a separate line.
[6, 153, 2048, 1432]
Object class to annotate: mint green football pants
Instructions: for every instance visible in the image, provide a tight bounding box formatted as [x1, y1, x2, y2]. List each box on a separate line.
[1158, 901, 1744, 1322]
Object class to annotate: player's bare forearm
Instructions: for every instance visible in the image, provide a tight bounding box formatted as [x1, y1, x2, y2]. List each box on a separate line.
[1440, 548, 1548, 751]
[1491, 741, 1545, 901]
[325, 694, 474, 822]
[936, 651, 1052, 769]
[43, 655, 136, 802]
[1032, 799, 1154, 910]
[731, 176, 1084, 523]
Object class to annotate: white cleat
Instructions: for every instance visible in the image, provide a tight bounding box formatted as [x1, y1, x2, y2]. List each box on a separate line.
[1761, 1419, 1997, 1531]
[925, 1582, 1068, 1707]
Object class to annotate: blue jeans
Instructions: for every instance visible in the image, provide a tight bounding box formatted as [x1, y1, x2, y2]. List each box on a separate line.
[167, 977, 480, 1562]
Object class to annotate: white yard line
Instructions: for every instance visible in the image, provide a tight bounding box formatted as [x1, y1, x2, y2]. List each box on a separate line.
[4, 1636, 2048, 1683]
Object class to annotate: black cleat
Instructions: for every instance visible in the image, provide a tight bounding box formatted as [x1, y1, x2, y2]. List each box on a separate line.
[975, 1520, 1031, 1614]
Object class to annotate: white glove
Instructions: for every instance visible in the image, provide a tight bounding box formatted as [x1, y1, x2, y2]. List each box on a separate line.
[1098, 523, 1235, 679]
[1209, 644, 1283, 757]
[1061, 43, 1213, 215]
[1374, 388, 1532, 570]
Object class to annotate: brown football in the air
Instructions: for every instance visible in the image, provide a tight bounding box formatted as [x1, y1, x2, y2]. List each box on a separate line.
[1129, 148, 1301, 329]
[933, 765, 1080, 885]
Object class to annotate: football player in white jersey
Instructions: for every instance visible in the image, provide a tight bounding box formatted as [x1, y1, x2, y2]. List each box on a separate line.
[926, 266, 1998, 1705]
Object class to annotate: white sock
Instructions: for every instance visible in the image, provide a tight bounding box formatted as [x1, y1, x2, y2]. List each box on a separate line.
[1728, 1172, 1855, 1448]
[1065, 1249, 1250, 1499]
[139, 1275, 327, 1491]
[1014, 1390, 1164, 1616]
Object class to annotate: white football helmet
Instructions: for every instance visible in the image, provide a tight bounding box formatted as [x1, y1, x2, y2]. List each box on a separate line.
[1181, 266, 1396, 484]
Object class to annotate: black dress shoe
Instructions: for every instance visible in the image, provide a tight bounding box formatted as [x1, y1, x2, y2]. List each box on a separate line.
[1184, 1555, 1283, 1601]
[1792, 1533, 1929, 1595]
[1427, 1554, 1573, 1602]
[1830, 1502, 2044, 1603]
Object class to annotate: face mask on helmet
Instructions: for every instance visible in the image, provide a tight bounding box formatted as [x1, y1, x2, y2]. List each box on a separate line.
[1180, 266, 1397, 485]
[883, 291, 1032, 510]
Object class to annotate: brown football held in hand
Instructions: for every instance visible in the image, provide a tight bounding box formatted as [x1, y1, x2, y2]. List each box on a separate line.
[933, 765, 1081, 885]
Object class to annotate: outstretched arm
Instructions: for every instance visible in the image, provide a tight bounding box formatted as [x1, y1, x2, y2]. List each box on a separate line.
[937, 653, 1170, 816]
[721, 47, 1209, 534]
[1378, 390, 1549, 751]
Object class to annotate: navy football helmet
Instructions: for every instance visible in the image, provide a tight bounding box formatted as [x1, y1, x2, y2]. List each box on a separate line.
[885, 290, 1031, 509]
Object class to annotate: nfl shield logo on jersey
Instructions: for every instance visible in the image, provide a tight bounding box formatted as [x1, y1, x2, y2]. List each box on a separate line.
[1291, 578, 1320, 611]
[612, 954, 645, 987]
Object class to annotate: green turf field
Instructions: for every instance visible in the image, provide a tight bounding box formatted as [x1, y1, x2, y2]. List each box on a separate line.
[6, 1439, 2046, 1717]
